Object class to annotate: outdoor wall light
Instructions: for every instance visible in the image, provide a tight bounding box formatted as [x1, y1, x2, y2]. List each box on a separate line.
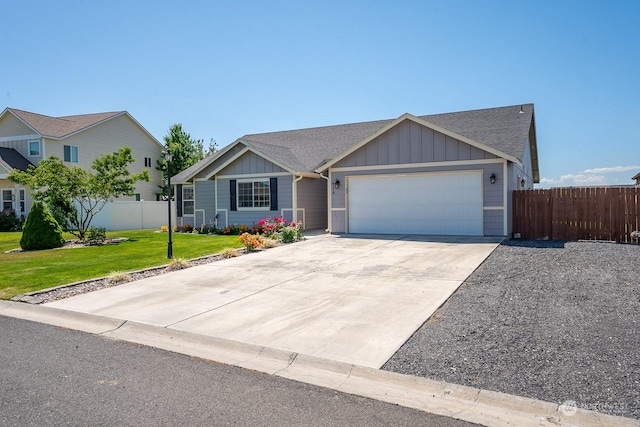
[521, 178, 526, 188]
[334, 180, 341, 189]
[490, 173, 496, 184]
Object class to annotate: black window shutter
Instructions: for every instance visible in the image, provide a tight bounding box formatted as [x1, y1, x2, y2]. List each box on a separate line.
[270, 177, 278, 211]
[176, 184, 183, 217]
[230, 180, 237, 211]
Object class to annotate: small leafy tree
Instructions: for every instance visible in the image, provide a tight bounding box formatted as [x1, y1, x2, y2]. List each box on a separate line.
[156, 125, 217, 196]
[9, 147, 149, 240]
[20, 202, 65, 250]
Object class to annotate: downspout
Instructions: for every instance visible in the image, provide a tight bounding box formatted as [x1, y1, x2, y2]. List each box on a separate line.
[320, 173, 330, 233]
[292, 175, 303, 225]
[503, 160, 508, 237]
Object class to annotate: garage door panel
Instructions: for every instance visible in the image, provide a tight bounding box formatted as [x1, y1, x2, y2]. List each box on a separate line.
[348, 172, 483, 236]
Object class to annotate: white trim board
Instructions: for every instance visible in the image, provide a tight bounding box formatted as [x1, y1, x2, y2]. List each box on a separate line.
[330, 158, 505, 173]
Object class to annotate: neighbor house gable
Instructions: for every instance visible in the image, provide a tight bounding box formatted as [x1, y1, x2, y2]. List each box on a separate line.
[0, 109, 39, 138]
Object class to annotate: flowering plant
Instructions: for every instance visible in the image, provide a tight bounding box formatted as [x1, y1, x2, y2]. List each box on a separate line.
[254, 216, 303, 243]
[238, 232, 263, 251]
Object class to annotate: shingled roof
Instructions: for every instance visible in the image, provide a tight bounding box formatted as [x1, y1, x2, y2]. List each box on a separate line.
[174, 103, 538, 182]
[0, 147, 34, 171]
[5, 108, 124, 139]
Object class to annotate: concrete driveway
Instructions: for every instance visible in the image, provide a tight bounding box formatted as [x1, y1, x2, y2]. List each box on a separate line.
[45, 234, 500, 368]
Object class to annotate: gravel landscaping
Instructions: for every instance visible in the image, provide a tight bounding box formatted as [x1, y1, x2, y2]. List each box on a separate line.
[383, 240, 640, 420]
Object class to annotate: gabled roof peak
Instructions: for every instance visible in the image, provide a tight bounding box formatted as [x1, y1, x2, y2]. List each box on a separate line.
[3, 107, 125, 139]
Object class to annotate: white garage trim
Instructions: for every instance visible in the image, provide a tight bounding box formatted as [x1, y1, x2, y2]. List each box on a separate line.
[331, 158, 503, 173]
[346, 170, 484, 236]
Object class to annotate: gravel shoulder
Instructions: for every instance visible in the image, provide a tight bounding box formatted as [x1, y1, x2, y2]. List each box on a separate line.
[383, 240, 640, 420]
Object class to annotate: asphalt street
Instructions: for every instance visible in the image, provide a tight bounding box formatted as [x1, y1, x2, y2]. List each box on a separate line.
[0, 315, 478, 427]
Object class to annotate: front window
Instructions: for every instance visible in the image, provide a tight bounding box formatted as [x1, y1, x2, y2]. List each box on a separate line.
[183, 185, 194, 215]
[1, 190, 13, 210]
[64, 145, 79, 163]
[28, 140, 40, 157]
[238, 180, 270, 209]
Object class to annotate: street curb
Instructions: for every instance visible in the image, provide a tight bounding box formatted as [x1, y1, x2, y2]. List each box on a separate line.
[1, 300, 637, 427]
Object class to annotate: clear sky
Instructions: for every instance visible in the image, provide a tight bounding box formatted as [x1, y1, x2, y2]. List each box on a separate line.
[3, 0, 639, 187]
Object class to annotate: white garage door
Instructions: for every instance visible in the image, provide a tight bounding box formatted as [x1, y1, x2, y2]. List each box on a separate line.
[348, 172, 483, 235]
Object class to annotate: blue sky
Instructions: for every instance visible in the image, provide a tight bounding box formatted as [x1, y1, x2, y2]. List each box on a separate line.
[3, 1, 639, 187]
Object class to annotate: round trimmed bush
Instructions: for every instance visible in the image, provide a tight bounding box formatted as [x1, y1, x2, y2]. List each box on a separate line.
[20, 202, 65, 250]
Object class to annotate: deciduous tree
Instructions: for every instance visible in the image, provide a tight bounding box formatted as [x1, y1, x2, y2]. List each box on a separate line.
[9, 147, 149, 240]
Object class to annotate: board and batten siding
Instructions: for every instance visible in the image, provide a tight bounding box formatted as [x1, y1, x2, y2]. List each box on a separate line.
[328, 119, 508, 236]
[333, 120, 498, 169]
[296, 177, 327, 229]
[190, 143, 248, 180]
[42, 114, 163, 202]
[221, 150, 287, 175]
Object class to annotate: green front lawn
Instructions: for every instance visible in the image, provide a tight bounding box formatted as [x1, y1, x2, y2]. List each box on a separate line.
[0, 230, 242, 300]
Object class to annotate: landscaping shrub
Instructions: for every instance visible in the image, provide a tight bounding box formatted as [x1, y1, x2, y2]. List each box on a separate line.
[239, 232, 263, 251]
[279, 223, 303, 243]
[84, 227, 107, 245]
[20, 202, 65, 250]
[0, 212, 22, 232]
[220, 247, 240, 258]
[107, 271, 133, 284]
[219, 224, 242, 235]
[198, 224, 215, 234]
[47, 198, 76, 231]
[255, 216, 303, 243]
[167, 257, 190, 271]
[181, 224, 194, 233]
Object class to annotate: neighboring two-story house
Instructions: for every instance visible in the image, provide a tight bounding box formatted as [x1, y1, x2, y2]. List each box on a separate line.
[0, 108, 163, 218]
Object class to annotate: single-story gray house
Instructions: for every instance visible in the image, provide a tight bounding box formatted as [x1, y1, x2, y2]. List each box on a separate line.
[171, 103, 539, 237]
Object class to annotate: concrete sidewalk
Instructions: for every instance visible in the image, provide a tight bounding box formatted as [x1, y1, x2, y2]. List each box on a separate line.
[44, 234, 500, 368]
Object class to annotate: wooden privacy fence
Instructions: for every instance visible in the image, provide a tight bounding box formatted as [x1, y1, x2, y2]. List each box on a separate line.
[513, 187, 639, 242]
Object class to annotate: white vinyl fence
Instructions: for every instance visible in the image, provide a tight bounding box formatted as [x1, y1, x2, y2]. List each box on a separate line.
[88, 200, 175, 231]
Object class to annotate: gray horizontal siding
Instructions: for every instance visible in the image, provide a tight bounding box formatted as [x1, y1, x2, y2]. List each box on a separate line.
[483, 210, 504, 237]
[296, 177, 327, 229]
[330, 162, 506, 236]
[216, 175, 293, 227]
[331, 163, 505, 209]
[195, 180, 216, 227]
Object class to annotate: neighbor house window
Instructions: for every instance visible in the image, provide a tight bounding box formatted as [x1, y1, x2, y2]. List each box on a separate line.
[63, 145, 78, 163]
[19, 189, 25, 213]
[1, 189, 13, 210]
[144, 157, 152, 167]
[28, 140, 41, 157]
[182, 185, 194, 215]
[238, 180, 270, 209]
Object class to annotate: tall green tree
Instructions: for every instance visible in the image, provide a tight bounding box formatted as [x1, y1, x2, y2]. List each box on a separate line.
[157, 124, 217, 196]
[9, 147, 149, 240]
